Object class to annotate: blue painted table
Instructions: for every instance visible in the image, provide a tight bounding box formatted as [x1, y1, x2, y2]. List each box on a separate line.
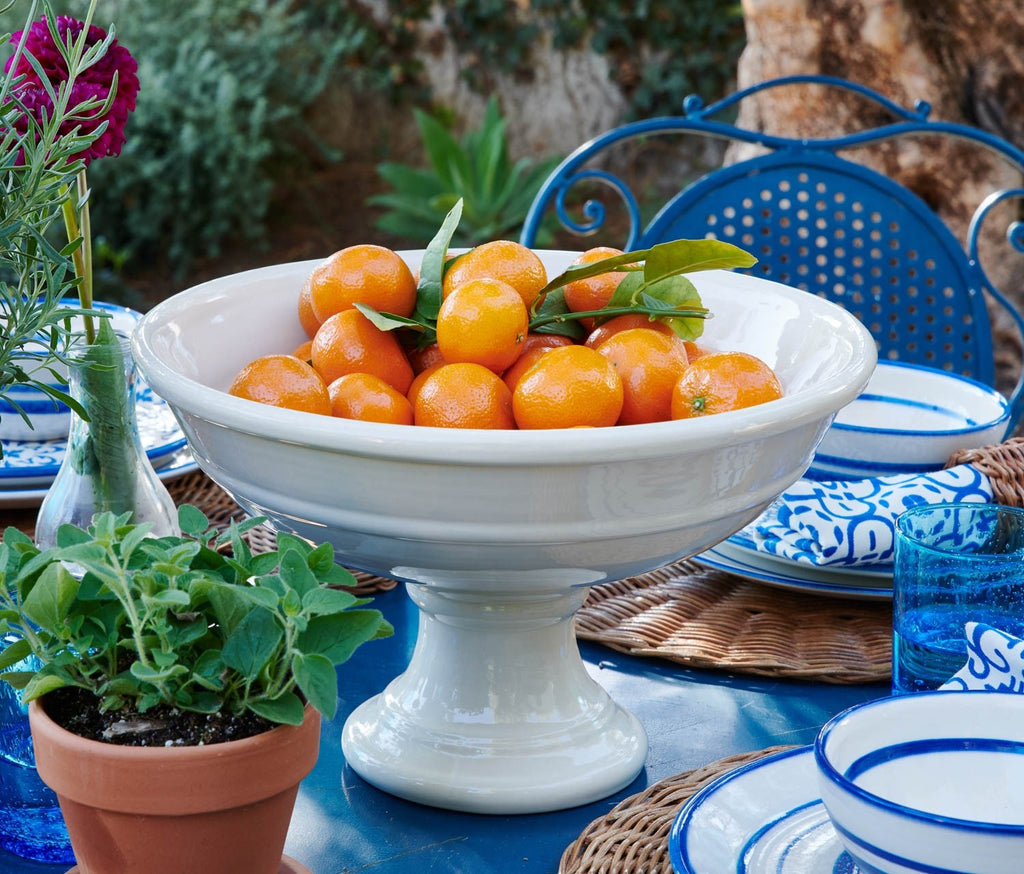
[2, 583, 887, 874]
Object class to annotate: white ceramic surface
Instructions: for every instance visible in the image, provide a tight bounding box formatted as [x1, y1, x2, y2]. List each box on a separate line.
[808, 360, 1010, 480]
[815, 692, 1024, 874]
[132, 252, 876, 814]
[669, 747, 856, 874]
[0, 301, 145, 441]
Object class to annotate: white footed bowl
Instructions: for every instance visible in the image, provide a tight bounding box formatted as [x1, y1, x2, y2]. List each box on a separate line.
[808, 360, 1010, 480]
[816, 692, 1024, 874]
[133, 252, 876, 813]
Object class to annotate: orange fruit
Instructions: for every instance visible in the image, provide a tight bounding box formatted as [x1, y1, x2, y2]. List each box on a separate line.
[406, 341, 445, 375]
[407, 362, 444, 408]
[562, 247, 629, 330]
[413, 362, 515, 429]
[502, 333, 574, 392]
[311, 309, 414, 394]
[442, 240, 547, 308]
[436, 277, 529, 373]
[520, 332, 575, 355]
[328, 373, 414, 425]
[584, 313, 675, 349]
[297, 277, 321, 339]
[501, 346, 552, 393]
[671, 351, 783, 418]
[684, 341, 709, 361]
[308, 244, 417, 323]
[292, 339, 313, 362]
[228, 354, 331, 415]
[513, 344, 623, 429]
[596, 327, 690, 425]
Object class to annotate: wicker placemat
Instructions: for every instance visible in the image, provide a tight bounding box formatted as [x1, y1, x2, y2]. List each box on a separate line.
[559, 745, 796, 874]
[576, 560, 891, 684]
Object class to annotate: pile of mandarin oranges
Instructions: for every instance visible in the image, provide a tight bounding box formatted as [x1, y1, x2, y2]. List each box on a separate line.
[228, 240, 783, 430]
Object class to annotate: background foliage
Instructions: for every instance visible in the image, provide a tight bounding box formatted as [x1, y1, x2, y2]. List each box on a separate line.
[0, 1, 745, 290]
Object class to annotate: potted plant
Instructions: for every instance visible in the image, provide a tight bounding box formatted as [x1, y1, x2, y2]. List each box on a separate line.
[0, 504, 392, 873]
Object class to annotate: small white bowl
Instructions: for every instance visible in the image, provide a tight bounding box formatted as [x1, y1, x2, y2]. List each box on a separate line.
[0, 301, 142, 442]
[807, 360, 1010, 480]
[815, 692, 1024, 874]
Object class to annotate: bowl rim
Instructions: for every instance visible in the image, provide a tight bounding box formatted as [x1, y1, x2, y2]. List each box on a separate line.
[826, 360, 1010, 440]
[815, 690, 1024, 834]
[132, 257, 878, 466]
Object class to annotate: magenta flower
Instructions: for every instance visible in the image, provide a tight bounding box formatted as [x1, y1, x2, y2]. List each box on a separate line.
[6, 15, 139, 164]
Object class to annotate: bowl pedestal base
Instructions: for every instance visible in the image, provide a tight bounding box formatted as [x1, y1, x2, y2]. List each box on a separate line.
[341, 581, 648, 814]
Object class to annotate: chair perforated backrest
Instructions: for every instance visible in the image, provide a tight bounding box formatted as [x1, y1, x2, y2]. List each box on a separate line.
[645, 150, 991, 381]
[520, 76, 1024, 430]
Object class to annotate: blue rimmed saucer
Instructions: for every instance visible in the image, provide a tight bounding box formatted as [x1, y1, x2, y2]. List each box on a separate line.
[669, 746, 860, 873]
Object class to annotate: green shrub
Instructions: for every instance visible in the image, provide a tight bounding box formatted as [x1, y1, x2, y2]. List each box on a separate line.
[0, 0, 346, 277]
[371, 97, 563, 247]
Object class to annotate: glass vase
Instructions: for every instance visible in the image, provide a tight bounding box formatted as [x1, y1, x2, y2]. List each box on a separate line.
[35, 323, 179, 548]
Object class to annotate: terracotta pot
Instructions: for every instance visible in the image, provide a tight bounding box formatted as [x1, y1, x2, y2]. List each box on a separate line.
[29, 698, 321, 874]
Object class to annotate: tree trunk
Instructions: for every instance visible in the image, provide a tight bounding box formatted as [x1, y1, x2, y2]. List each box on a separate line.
[736, 0, 1024, 392]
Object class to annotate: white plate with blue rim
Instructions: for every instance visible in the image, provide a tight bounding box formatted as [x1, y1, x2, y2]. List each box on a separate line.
[668, 746, 861, 874]
[0, 447, 197, 509]
[695, 527, 892, 601]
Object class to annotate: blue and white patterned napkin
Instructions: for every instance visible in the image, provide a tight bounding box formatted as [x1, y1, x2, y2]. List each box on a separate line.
[749, 464, 993, 568]
[941, 623, 1024, 692]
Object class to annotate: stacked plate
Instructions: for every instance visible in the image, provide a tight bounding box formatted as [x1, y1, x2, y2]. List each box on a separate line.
[695, 522, 892, 601]
[0, 303, 198, 509]
[669, 746, 857, 874]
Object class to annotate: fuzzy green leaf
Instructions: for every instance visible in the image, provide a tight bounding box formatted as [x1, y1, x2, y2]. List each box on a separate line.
[221, 608, 282, 680]
[0, 670, 35, 690]
[278, 549, 319, 598]
[302, 586, 358, 616]
[297, 610, 391, 666]
[0, 636, 32, 671]
[21, 563, 79, 635]
[248, 691, 305, 726]
[291, 651, 337, 719]
[21, 671, 69, 703]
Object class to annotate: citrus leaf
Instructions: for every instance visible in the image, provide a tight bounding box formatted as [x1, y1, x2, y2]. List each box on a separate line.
[416, 198, 464, 323]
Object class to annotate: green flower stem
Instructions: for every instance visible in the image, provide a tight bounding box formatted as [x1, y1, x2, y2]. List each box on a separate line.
[60, 170, 95, 343]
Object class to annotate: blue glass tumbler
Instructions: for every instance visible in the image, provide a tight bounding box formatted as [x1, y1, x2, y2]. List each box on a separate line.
[0, 638, 74, 864]
[893, 502, 1024, 696]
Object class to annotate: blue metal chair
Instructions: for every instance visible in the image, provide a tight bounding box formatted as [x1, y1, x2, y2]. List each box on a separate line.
[520, 75, 1024, 431]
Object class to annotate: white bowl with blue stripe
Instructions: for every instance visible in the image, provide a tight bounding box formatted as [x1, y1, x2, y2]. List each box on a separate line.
[815, 692, 1024, 874]
[0, 301, 143, 441]
[807, 361, 1010, 480]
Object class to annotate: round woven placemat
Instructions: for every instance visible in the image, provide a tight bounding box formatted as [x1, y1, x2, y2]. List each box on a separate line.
[576, 559, 891, 684]
[559, 745, 796, 874]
